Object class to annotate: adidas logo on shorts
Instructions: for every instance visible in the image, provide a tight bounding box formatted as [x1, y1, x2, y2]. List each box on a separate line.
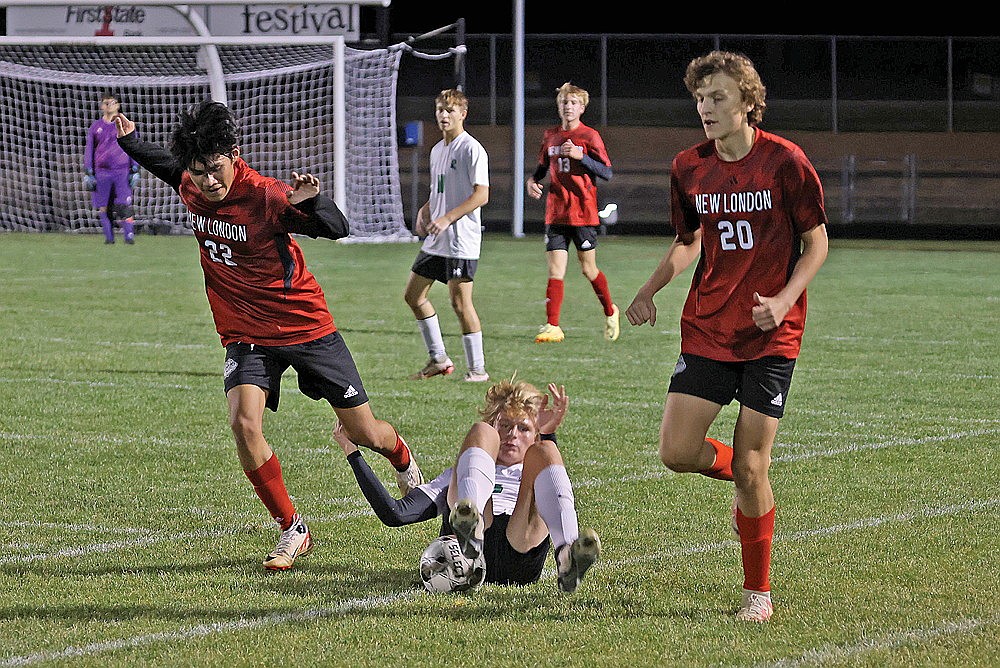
[224, 358, 238, 379]
[344, 385, 359, 399]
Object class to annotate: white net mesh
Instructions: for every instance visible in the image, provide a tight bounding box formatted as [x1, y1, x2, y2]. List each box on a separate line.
[0, 43, 416, 242]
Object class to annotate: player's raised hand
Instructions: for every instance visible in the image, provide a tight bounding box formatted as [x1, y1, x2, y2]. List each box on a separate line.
[287, 171, 320, 204]
[114, 112, 135, 138]
[536, 383, 569, 435]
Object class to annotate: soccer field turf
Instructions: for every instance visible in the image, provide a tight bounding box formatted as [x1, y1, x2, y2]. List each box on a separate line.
[1, 233, 997, 667]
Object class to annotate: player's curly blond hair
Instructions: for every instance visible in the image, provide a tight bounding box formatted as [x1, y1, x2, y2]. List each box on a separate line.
[684, 50, 767, 126]
[478, 377, 545, 426]
[556, 82, 589, 108]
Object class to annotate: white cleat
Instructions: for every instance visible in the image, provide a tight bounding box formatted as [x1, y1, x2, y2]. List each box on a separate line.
[411, 357, 455, 380]
[736, 589, 773, 622]
[263, 514, 313, 571]
[395, 451, 425, 496]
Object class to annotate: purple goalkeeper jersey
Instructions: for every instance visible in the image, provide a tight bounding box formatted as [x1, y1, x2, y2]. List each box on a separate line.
[85, 119, 137, 173]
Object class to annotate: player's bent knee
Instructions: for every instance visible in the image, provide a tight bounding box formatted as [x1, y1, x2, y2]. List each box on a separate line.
[658, 441, 701, 473]
[465, 421, 501, 448]
[526, 439, 562, 467]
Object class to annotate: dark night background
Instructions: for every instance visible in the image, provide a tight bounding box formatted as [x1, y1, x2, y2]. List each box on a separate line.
[378, 5, 984, 38]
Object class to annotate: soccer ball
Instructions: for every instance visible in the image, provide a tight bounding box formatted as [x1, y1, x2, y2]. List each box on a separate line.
[419, 535, 486, 593]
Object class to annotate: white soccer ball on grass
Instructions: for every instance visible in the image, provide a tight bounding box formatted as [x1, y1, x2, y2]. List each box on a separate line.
[419, 535, 486, 593]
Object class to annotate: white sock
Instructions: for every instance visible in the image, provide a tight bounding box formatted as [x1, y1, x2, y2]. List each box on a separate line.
[454, 446, 496, 512]
[417, 314, 447, 361]
[533, 465, 579, 549]
[462, 330, 485, 372]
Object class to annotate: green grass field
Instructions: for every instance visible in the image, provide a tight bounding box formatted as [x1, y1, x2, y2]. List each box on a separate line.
[1, 232, 997, 667]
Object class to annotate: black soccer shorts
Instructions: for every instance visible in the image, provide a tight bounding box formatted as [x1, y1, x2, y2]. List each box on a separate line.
[439, 512, 550, 586]
[411, 250, 478, 284]
[545, 224, 599, 252]
[223, 331, 369, 411]
[667, 352, 796, 419]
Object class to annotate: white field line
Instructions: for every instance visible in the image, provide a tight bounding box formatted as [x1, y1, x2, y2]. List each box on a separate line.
[0, 591, 423, 668]
[3, 427, 994, 564]
[0, 507, 381, 567]
[2, 498, 994, 667]
[749, 615, 1000, 668]
[3, 336, 212, 350]
[771, 428, 998, 464]
[570, 427, 1000, 488]
[6, 522, 149, 535]
[0, 528, 219, 566]
[0, 377, 196, 390]
[613, 497, 998, 568]
[0, 432, 175, 447]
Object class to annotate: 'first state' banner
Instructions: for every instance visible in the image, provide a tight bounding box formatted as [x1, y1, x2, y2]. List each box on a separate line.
[6, 4, 361, 41]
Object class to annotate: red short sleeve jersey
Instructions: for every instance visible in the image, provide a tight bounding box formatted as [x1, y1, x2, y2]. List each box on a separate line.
[670, 129, 827, 361]
[178, 160, 336, 347]
[537, 122, 611, 226]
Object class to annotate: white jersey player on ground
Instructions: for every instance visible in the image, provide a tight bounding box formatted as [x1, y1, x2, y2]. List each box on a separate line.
[333, 378, 601, 591]
[403, 88, 491, 383]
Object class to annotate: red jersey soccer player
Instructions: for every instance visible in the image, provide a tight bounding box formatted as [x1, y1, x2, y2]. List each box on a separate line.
[626, 51, 829, 622]
[526, 83, 619, 344]
[115, 101, 423, 570]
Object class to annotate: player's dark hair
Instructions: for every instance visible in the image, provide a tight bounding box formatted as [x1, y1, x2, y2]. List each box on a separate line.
[170, 100, 240, 169]
[101, 91, 119, 103]
[684, 50, 767, 126]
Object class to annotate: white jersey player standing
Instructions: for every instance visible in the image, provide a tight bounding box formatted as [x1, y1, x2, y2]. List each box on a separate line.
[404, 88, 491, 382]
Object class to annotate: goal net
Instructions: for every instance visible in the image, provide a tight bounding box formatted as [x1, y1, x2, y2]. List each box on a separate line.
[0, 41, 416, 242]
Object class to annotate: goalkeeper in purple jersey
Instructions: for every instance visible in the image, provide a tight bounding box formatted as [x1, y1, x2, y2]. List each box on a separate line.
[84, 92, 140, 244]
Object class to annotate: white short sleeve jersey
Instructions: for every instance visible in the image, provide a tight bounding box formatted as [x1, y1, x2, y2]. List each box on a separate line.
[416, 463, 522, 517]
[420, 130, 489, 260]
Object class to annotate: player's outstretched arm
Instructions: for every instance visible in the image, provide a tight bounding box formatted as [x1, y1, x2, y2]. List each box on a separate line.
[281, 171, 349, 240]
[115, 112, 184, 190]
[335, 422, 439, 527]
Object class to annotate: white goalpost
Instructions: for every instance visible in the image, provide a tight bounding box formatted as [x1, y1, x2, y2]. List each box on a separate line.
[0, 0, 439, 243]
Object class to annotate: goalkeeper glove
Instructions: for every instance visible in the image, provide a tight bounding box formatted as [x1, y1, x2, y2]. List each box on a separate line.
[129, 167, 140, 189]
[83, 170, 96, 191]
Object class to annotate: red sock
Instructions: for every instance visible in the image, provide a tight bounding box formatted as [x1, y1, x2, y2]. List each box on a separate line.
[387, 430, 411, 472]
[736, 505, 775, 592]
[702, 438, 734, 481]
[589, 271, 615, 316]
[545, 278, 564, 326]
[245, 453, 296, 530]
